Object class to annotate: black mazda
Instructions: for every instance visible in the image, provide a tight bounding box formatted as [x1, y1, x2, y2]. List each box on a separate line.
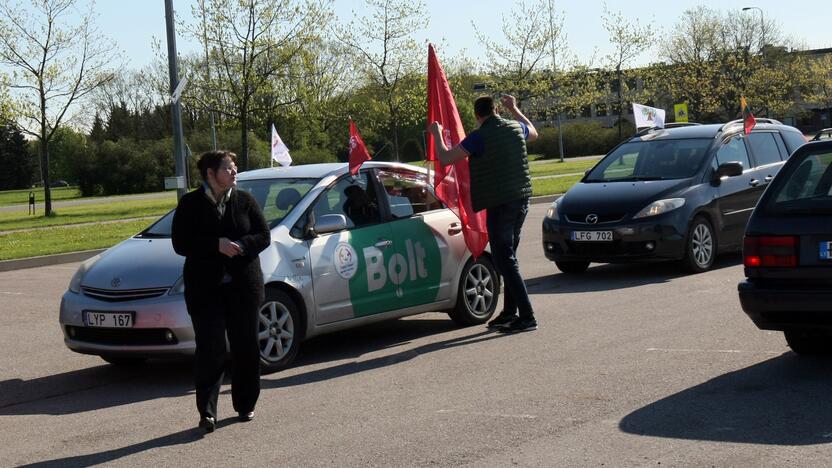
[542, 119, 806, 273]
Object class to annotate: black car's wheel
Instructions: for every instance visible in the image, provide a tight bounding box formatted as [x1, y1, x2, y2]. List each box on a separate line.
[258, 289, 302, 374]
[449, 256, 499, 326]
[784, 331, 832, 355]
[555, 260, 590, 274]
[101, 355, 146, 366]
[683, 216, 716, 273]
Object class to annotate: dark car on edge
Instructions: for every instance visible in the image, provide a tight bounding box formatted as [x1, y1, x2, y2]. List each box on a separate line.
[738, 139, 832, 355]
[542, 119, 806, 274]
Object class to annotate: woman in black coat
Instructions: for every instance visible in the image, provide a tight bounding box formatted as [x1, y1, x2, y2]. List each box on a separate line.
[171, 150, 270, 433]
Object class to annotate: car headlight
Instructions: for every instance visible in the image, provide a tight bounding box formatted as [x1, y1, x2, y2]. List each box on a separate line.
[68, 254, 103, 293]
[168, 275, 185, 295]
[546, 197, 562, 221]
[633, 198, 686, 219]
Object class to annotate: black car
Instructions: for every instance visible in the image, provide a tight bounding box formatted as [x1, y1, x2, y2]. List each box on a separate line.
[542, 119, 806, 274]
[738, 139, 832, 355]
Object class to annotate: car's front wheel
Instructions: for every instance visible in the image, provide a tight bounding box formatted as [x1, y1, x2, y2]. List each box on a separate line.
[683, 216, 716, 273]
[258, 289, 302, 374]
[785, 331, 832, 355]
[449, 256, 499, 326]
[555, 260, 590, 274]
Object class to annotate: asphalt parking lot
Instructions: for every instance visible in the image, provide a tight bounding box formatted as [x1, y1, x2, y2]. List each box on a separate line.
[1, 203, 831, 466]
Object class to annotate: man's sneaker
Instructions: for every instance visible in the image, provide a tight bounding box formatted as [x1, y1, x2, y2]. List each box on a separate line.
[499, 317, 538, 333]
[487, 312, 517, 330]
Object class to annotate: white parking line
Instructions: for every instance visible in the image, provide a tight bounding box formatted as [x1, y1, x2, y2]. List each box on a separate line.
[0, 292, 23, 295]
[436, 409, 537, 419]
[646, 347, 780, 355]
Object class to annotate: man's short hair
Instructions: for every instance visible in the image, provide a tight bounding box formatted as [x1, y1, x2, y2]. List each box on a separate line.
[474, 96, 496, 118]
[197, 150, 237, 181]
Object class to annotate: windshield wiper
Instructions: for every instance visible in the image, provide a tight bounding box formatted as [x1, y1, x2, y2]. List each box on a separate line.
[611, 176, 667, 181]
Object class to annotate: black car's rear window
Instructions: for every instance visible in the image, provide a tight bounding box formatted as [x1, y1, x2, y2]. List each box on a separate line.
[761, 149, 832, 215]
[585, 138, 712, 182]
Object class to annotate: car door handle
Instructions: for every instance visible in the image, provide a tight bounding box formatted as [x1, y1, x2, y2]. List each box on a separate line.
[448, 222, 462, 235]
[749, 179, 760, 187]
[374, 239, 393, 249]
[764, 175, 773, 182]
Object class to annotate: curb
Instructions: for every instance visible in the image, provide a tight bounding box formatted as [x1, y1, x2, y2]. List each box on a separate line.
[0, 249, 106, 273]
[0, 195, 561, 273]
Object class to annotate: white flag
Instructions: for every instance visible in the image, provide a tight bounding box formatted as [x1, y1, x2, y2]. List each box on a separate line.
[271, 124, 292, 167]
[632, 103, 666, 129]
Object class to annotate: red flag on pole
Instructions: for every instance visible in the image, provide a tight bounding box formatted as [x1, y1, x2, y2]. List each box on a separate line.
[741, 96, 756, 135]
[348, 119, 372, 175]
[426, 44, 488, 258]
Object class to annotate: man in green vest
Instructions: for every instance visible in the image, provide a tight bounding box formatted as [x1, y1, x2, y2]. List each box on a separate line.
[428, 94, 539, 333]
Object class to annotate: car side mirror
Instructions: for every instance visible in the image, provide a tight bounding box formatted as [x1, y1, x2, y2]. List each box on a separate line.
[313, 214, 349, 235]
[711, 161, 744, 185]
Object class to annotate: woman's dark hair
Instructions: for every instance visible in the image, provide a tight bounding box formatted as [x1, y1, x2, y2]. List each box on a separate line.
[474, 95, 496, 118]
[197, 150, 237, 181]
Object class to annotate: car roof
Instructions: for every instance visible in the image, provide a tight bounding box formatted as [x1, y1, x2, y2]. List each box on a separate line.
[630, 121, 800, 142]
[237, 161, 428, 181]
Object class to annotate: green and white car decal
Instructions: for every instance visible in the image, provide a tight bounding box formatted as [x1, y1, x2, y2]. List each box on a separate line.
[341, 218, 442, 317]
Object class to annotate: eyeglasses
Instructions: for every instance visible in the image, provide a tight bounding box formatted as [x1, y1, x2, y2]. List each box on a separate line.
[219, 164, 237, 172]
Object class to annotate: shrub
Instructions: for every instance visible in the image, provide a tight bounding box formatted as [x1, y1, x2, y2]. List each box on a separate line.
[530, 119, 636, 159]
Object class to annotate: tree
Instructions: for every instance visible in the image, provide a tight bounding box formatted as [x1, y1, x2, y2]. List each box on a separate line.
[805, 53, 832, 126]
[336, 0, 428, 161]
[0, 125, 34, 190]
[186, 0, 330, 170]
[601, 4, 653, 138]
[0, 0, 118, 215]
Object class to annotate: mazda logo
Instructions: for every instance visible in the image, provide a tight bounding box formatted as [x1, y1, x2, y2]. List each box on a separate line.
[111, 277, 121, 288]
[585, 214, 599, 224]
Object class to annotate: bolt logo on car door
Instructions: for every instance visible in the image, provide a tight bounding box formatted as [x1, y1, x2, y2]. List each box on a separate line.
[347, 218, 441, 317]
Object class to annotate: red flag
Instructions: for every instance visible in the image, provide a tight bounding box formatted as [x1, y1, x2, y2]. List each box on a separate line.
[426, 44, 488, 259]
[348, 119, 372, 175]
[741, 96, 756, 135]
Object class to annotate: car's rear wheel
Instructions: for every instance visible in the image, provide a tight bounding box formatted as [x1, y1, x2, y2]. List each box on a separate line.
[683, 216, 716, 273]
[258, 289, 302, 374]
[784, 331, 832, 355]
[449, 256, 499, 326]
[555, 260, 590, 274]
[101, 355, 146, 366]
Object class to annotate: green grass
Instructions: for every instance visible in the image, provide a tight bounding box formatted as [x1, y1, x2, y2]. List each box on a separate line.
[531, 175, 583, 196]
[0, 186, 82, 206]
[529, 158, 599, 177]
[0, 219, 154, 261]
[0, 196, 177, 231]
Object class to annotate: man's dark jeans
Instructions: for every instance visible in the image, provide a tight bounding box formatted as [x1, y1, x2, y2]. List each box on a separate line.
[486, 197, 534, 319]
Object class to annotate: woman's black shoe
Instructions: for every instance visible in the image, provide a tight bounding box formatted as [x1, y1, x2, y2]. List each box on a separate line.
[238, 411, 255, 422]
[199, 416, 216, 433]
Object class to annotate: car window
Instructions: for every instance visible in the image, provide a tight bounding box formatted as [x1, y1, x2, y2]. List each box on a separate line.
[377, 169, 443, 218]
[781, 130, 807, 154]
[237, 178, 318, 227]
[137, 210, 175, 238]
[715, 136, 751, 171]
[585, 138, 712, 182]
[763, 149, 832, 214]
[773, 132, 789, 159]
[313, 172, 381, 229]
[747, 133, 782, 166]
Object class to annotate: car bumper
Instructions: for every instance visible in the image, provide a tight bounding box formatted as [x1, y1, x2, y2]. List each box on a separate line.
[59, 290, 196, 357]
[738, 280, 832, 332]
[541, 214, 687, 264]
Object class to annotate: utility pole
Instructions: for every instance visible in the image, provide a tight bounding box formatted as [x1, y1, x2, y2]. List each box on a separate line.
[164, 0, 189, 199]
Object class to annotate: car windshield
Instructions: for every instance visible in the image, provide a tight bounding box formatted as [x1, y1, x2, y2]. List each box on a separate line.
[585, 138, 712, 182]
[135, 177, 319, 237]
[762, 149, 832, 215]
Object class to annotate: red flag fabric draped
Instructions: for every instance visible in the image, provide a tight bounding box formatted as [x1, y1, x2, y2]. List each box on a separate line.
[426, 44, 488, 258]
[741, 96, 756, 135]
[348, 119, 372, 175]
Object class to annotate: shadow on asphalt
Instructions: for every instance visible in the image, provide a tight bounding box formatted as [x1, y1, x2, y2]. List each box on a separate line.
[525, 253, 743, 294]
[619, 352, 832, 445]
[0, 361, 193, 416]
[261, 318, 506, 388]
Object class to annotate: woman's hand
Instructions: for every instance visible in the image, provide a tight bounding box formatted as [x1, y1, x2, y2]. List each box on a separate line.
[219, 237, 243, 257]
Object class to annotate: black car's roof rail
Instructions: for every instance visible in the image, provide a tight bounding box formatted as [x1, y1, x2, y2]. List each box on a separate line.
[664, 122, 702, 128]
[721, 118, 783, 133]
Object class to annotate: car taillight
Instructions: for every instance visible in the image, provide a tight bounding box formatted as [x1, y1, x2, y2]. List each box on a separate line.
[743, 236, 798, 267]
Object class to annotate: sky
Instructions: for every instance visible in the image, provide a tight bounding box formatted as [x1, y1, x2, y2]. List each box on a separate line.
[91, 0, 832, 72]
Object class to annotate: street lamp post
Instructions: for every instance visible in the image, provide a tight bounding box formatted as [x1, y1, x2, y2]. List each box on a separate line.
[742, 6, 764, 51]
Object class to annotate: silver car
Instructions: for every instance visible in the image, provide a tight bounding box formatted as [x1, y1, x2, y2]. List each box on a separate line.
[60, 162, 499, 372]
